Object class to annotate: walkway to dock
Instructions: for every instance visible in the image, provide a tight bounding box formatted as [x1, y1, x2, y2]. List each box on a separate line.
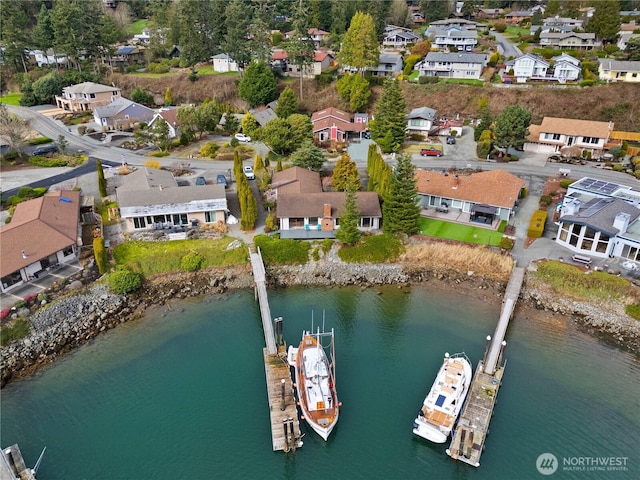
[484, 266, 525, 375]
[447, 265, 526, 467]
[249, 246, 277, 355]
[249, 246, 303, 452]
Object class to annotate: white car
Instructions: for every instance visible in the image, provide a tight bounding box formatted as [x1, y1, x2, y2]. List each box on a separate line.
[243, 165, 255, 180]
[235, 133, 251, 143]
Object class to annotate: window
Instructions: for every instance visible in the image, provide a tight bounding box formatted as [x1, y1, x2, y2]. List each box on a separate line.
[622, 244, 640, 261]
[89, 93, 96, 99]
[172, 214, 187, 225]
[544, 133, 561, 140]
[204, 211, 217, 223]
[133, 217, 147, 229]
[582, 137, 599, 144]
[2, 271, 23, 289]
[289, 217, 304, 228]
[360, 217, 372, 228]
[308, 217, 318, 227]
[63, 246, 74, 256]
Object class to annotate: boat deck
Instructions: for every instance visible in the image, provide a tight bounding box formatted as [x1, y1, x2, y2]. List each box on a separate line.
[264, 347, 303, 452]
[446, 361, 505, 467]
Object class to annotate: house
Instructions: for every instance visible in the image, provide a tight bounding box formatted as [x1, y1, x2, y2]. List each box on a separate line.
[55, 82, 122, 113]
[149, 108, 179, 138]
[276, 191, 381, 239]
[504, 10, 533, 24]
[0, 190, 80, 294]
[476, 8, 504, 20]
[414, 169, 525, 227]
[284, 28, 330, 48]
[273, 50, 334, 77]
[406, 107, 439, 136]
[29, 49, 68, 67]
[556, 177, 640, 260]
[539, 32, 601, 49]
[211, 53, 239, 73]
[110, 45, 145, 67]
[541, 16, 583, 33]
[427, 18, 482, 31]
[271, 49, 289, 72]
[311, 107, 366, 142]
[617, 32, 640, 50]
[416, 52, 487, 80]
[524, 117, 614, 158]
[550, 53, 581, 82]
[269, 166, 323, 196]
[511, 54, 549, 82]
[249, 100, 278, 127]
[92, 97, 155, 129]
[598, 59, 640, 83]
[116, 168, 227, 233]
[430, 26, 478, 52]
[368, 51, 403, 77]
[383, 26, 421, 48]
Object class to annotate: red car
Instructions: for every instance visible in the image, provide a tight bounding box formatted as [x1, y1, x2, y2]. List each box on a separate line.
[420, 148, 443, 157]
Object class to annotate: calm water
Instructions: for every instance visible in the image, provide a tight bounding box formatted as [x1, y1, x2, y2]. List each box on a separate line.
[1, 286, 639, 479]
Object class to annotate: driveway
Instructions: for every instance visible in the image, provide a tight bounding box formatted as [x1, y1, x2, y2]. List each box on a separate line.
[492, 30, 522, 59]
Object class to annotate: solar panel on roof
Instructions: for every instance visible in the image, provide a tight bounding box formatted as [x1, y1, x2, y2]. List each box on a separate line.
[577, 198, 612, 217]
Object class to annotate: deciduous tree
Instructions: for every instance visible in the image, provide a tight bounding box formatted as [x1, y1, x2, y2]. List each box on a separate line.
[382, 154, 420, 235]
[0, 105, 30, 154]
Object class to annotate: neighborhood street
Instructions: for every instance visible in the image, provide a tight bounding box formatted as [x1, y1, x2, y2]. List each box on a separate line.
[492, 30, 522, 59]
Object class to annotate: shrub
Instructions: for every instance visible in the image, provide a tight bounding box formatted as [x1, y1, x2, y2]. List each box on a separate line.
[254, 234, 310, 264]
[230, 137, 239, 147]
[499, 237, 514, 250]
[625, 303, 640, 321]
[180, 251, 204, 271]
[408, 133, 425, 142]
[147, 62, 170, 74]
[494, 22, 507, 33]
[108, 269, 142, 294]
[338, 233, 404, 263]
[93, 237, 108, 274]
[265, 213, 279, 232]
[579, 79, 596, 87]
[29, 155, 67, 167]
[559, 179, 574, 189]
[77, 125, 87, 135]
[539, 194, 552, 207]
[0, 318, 31, 346]
[152, 151, 169, 157]
[418, 76, 439, 84]
[200, 142, 220, 158]
[527, 209, 547, 238]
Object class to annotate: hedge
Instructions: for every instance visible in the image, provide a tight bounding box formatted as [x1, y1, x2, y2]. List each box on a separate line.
[93, 237, 108, 274]
[527, 209, 548, 238]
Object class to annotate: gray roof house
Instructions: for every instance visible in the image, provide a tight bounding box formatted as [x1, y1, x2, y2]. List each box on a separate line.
[368, 51, 403, 77]
[92, 97, 155, 129]
[430, 26, 478, 52]
[116, 168, 228, 233]
[416, 52, 487, 80]
[406, 107, 439, 136]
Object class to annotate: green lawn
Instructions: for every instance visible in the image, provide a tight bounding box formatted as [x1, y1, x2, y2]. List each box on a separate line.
[418, 218, 505, 246]
[504, 26, 531, 37]
[128, 19, 148, 35]
[0, 93, 22, 106]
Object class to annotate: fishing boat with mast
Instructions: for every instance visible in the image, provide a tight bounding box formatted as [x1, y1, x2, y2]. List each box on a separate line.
[413, 352, 472, 444]
[287, 314, 339, 441]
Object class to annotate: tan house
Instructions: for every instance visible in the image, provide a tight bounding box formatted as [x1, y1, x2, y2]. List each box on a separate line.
[269, 166, 323, 197]
[116, 168, 227, 232]
[1, 191, 81, 293]
[55, 82, 122, 112]
[524, 117, 614, 158]
[415, 169, 525, 227]
[598, 59, 640, 83]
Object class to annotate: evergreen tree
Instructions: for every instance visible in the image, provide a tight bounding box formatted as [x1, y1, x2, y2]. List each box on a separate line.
[241, 187, 258, 230]
[242, 112, 261, 138]
[276, 158, 283, 172]
[285, 0, 316, 99]
[96, 159, 107, 198]
[173, 0, 216, 66]
[336, 73, 371, 112]
[624, 36, 640, 61]
[19, 77, 38, 107]
[419, 0, 449, 23]
[335, 188, 361, 245]
[494, 105, 532, 153]
[275, 87, 298, 118]
[290, 141, 326, 171]
[338, 12, 379, 75]
[238, 61, 277, 107]
[382, 154, 420, 235]
[366, 143, 392, 199]
[1, 0, 32, 72]
[164, 87, 173, 107]
[332, 153, 361, 192]
[223, 0, 252, 71]
[250, 15, 272, 63]
[586, 0, 621, 44]
[254, 154, 265, 174]
[474, 97, 493, 141]
[370, 78, 406, 153]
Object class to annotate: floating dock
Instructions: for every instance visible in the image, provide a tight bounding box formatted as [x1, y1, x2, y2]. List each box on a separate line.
[1, 444, 45, 480]
[250, 246, 303, 452]
[447, 266, 525, 467]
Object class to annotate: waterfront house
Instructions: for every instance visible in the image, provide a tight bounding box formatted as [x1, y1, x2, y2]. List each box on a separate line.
[0, 190, 80, 294]
[116, 168, 227, 233]
[92, 97, 155, 130]
[415, 52, 487, 80]
[556, 177, 640, 260]
[311, 107, 366, 142]
[406, 107, 439, 136]
[598, 59, 640, 83]
[269, 166, 323, 197]
[415, 169, 525, 227]
[524, 117, 614, 158]
[55, 82, 121, 113]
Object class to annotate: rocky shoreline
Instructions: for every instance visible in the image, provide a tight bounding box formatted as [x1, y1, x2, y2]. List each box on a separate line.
[2, 259, 638, 387]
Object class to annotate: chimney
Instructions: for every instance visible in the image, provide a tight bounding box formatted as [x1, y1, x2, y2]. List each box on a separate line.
[613, 213, 631, 235]
[452, 174, 459, 189]
[561, 197, 580, 216]
[323, 203, 331, 217]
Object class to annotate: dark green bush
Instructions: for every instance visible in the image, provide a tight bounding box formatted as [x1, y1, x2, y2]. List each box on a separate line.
[418, 76, 439, 84]
[108, 269, 142, 294]
[180, 251, 204, 271]
[539, 195, 553, 207]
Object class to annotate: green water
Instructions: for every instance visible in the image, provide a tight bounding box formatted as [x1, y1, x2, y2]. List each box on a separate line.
[1, 286, 638, 479]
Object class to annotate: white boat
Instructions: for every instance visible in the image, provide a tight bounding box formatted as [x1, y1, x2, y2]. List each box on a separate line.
[413, 352, 472, 444]
[287, 324, 339, 441]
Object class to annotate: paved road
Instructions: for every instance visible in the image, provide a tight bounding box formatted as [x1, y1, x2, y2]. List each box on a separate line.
[492, 30, 522, 59]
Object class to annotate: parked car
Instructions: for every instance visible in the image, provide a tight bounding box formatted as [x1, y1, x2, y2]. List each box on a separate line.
[446, 136, 456, 145]
[420, 148, 443, 157]
[33, 145, 59, 155]
[195, 176, 206, 185]
[235, 133, 251, 143]
[243, 166, 255, 180]
[216, 174, 228, 188]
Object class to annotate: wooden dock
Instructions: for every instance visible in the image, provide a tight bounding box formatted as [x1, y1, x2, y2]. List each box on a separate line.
[249, 246, 302, 452]
[447, 265, 525, 467]
[263, 348, 303, 451]
[446, 360, 505, 467]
